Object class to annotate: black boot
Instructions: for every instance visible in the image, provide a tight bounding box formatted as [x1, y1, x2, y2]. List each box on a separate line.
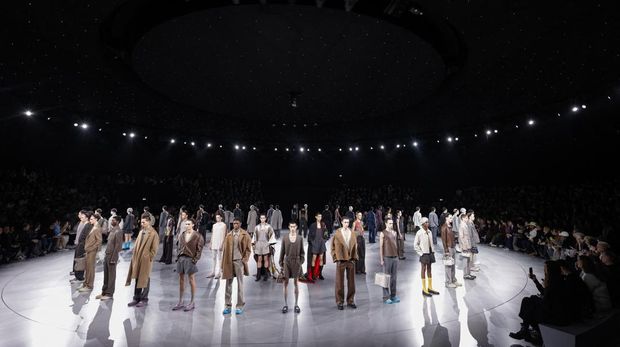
[255, 266, 261, 281]
[263, 266, 269, 281]
[319, 266, 325, 280]
[509, 324, 530, 340]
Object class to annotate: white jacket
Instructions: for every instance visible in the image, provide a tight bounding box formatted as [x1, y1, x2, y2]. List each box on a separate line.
[414, 227, 435, 255]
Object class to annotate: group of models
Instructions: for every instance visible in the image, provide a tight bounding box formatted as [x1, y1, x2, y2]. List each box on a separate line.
[68, 205, 481, 314]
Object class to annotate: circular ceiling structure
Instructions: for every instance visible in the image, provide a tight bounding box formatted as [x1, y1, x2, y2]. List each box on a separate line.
[131, 4, 446, 123]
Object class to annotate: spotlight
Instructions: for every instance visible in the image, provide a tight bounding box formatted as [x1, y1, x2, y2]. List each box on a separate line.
[339, 148, 342, 152]
[494, 129, 498, 133]
[581, 104, 586, 109]
[380, 145, 385, 150]
[144, 136, 148, 139]
[122, 132, 127, 136]
[24, 110, 33, 117]
[608, 96, 611, 100]
[73, 123, 78, 127]
[318, 148, 322, 152]
[219, 145, 223, 148]
[485, 130, 492, 135]
[234, 145, 240, 150]
[413, 141, 418, 147]
[515, 125, 519, 128]
[557, 113, 561, 117]
[98, 128, 102, 132]
[396, 144, 401, 148]
[207, 143, 212, 148]
[191, 141, 195, 146]
[47, 117, 51, 120]
[300, 147, 305, 152]
[572, 106, 579, 112]
[253, 147, 256, 150]
[447, 137, 453, 142]
[370, 146, 374, 150]
[129, 132, 136, 138]
[349, 147, 353, 152]
[286, 148, 290, 152]
[528, 119, 535, 126]
[355, 147, 359, 151]
[170, 139, 176, 144]
[274, 147, 278, 151]
[454, 137, 459, 142]
[242, 146, 246, 150]
[80, 123, 88, 129]
[474, 134, 478, 137]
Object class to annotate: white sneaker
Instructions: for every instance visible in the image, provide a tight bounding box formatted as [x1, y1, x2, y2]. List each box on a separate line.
[446, 283, 457, 288]
[453, 281, 463, 287]
[471, 266, 480, 272]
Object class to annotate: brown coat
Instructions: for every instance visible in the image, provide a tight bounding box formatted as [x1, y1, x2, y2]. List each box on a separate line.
[221, 228, 252, 280]
[331, 228, 359, 262]
[440, 223, 455, 250]
[177, 230, 205, 262]
[125, 226, 159, 288]
[84, 226, 102, 254]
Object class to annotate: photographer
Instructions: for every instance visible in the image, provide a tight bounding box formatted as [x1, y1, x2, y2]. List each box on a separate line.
[509, 261, 573, 344]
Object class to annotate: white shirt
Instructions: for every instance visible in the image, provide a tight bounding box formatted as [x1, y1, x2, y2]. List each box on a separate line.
[211, 222, 227, 250]
[414, 227, 435, 255]
[342, 228, 352, 247]
[413, 211, 422, 227]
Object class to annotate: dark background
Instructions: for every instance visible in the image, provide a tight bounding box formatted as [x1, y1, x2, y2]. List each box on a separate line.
[2, 0, 620, 209]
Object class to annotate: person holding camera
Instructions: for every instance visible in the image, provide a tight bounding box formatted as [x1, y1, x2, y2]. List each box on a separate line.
[509, 261, 573, 344]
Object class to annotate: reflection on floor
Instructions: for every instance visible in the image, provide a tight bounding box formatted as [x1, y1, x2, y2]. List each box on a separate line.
[0, 229, 571, 346]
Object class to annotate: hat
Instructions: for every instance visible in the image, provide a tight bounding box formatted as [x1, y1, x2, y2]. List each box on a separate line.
[528, 221, 538, 227]
[421, 217, 429, 224]
[559, 231, 569, 237]
[460, 208, 466, 213]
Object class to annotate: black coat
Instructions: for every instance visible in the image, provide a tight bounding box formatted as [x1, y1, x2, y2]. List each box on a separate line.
[74, 223, 93, 258]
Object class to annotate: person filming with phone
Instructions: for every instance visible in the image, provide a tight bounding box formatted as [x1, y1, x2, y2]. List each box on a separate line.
[509, 260, 577, 345]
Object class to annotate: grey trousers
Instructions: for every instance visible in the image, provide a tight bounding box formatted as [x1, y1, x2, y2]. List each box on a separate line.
[225, 259, 245, 309]
[445, 248, 456, 284]
[462, 252, 472, 276]
[102, 257, 117, 296]
[382, 256, 398, 300]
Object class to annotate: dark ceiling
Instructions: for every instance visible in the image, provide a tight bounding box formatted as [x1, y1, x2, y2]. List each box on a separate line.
[1, 0, 620, 144]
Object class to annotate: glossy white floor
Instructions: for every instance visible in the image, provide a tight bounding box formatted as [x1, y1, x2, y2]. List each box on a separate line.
[1, 231, 549, 347]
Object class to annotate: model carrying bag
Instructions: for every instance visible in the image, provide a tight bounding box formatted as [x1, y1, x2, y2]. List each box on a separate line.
[374, 272, 391, 288]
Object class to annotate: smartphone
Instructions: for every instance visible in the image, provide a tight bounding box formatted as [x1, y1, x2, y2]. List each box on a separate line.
[529, 267, 533, 276]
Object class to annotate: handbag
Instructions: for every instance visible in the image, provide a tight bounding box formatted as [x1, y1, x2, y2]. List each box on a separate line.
[443, 255, 455, 266]
[74, 257, 86, 271]
[374, 272, 390, 288]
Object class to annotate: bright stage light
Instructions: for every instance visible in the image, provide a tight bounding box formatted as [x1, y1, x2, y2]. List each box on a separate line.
[80, 123, 88, 129]
[24, 110, 33, 116]
[234, 145, 240, 150]
[572, 106, 579, 112]
[413, 141, 418, 147]
[190, 141, 195, 146]
[447, 137, 453, 142]
[129, 132, 136, 138]
[207, 143, 212, 148]
[170, 139, 176, 144]
[528, 119, 535, 126]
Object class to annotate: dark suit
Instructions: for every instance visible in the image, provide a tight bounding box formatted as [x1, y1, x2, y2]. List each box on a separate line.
[102, 226, 123, 296]
[73, 223, 93, 280]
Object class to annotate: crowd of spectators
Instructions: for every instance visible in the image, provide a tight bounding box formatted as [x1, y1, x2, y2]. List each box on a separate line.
[0, 169, 264, 264]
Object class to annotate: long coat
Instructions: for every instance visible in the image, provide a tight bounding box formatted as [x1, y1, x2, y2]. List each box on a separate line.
[271, 209, 283, 230]
[125, 226, 159, 288]
[331, 228, 359, 262]
[221, 228, 252, 280]
[246, 210, 257, 234]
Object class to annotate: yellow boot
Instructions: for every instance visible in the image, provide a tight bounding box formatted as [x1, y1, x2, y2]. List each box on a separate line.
[422, 277, 431, 297]
[428, 277, 439, 295]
